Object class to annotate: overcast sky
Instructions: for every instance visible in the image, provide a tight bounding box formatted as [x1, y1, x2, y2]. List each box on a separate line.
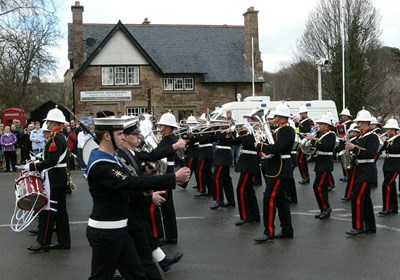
[50, 0, 400, 80]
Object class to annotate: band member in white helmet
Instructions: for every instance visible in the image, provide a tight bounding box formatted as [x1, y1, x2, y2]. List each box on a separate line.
[345, 108, 378, 235]
[378, 118, 400, 216]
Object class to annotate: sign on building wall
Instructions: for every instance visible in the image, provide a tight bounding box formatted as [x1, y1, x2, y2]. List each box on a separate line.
[80, 91, 132, 101]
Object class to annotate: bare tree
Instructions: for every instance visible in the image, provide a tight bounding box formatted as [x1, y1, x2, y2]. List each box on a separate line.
[294, 0, 384, 114]
[0, 0, 61, 111]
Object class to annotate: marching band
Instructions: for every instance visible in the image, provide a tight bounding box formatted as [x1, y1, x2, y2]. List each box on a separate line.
[9, 103, 400, 278]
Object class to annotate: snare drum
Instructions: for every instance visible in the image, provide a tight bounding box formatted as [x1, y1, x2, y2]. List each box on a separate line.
[15, 172, 47, 211]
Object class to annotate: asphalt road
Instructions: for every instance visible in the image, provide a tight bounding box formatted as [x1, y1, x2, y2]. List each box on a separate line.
[1, 159, 400, 280]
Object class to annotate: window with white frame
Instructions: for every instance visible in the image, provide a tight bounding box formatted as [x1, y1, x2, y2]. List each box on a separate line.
[163, 77, 194, 91]
[101, 66, 140, 86]
[126, 106, 150, 116]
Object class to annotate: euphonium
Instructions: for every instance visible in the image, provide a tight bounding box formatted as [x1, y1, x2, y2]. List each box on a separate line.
[252, 115, 275, 159]
[338, 134, 352, 170]
[299, 128, 319, 155]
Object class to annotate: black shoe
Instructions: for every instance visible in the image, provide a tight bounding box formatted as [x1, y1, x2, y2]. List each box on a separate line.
[192, 185, 199, 189]
[159, 252, 183, 272]
[339, 176, 348, 182]
[298, 178, 310, 184]
[314, 213, 321, 218]
[365, 228, 377, 233]
[274, 232, 294, 239]
[194, 192, 209, 198]
[27, 243, 50, 252]
[28, 228, 39, 234]
[210, 202, 222, 210]
[235, 219, 248, 226]
[319, 208, 332, 219]
[164, 239, 177, 244]
[346, 228, 365, 236]
[221, 202, 235, 208]
[50, 243, 71, 250]
[327, 185, 335, 192]
[254, 234, 274, 243]
[340, 197, 350, 201]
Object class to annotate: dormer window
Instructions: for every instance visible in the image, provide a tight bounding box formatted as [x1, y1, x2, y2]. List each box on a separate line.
[163, 77, 194, 91]
[102, 66, 140, 86]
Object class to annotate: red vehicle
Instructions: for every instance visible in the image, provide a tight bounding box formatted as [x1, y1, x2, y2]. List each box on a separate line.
[1, 108, 28, 126]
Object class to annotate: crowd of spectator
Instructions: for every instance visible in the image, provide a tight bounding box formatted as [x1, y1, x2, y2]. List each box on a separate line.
[0, 118, 94, 172]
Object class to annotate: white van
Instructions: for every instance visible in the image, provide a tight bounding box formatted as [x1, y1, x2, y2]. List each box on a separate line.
[210, 96, 338, 123]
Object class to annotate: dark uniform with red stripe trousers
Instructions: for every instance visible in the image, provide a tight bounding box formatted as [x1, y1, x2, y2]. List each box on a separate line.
[256, 122, 295, 238]
[348, 130, 378, 233]
[180, 135, 199, 189]
[148, 132, 179, 243]
[28, 129, 71, 249]
[233, 129, 260, 224]
[210, 130, 236, 208]
[379, 134, 400, 215]
[309, 129, 336, 218]
[195, 133, 215, 197]
[297, 117, 312, 183]
[342, 135, 359, 200]
[372, 127, 383, 188]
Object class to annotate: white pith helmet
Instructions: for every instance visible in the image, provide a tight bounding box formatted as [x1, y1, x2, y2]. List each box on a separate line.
[370, 117, 379, 125]
[298, 106, 308, 114]
[43, 105, 66, 123]
[353, 108, 372, 122]
[315, 114, 332, 126]
[383, 118, 400, 130]
[339, 108, 352, 117]
[272, 104, 291, 118]
[186, 115, 199, 125]
[156, 112, 179, 128]
[348, 123, 360, 133]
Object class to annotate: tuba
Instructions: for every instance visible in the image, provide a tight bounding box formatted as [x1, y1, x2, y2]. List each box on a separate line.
[252, 114, 275, 159]
[138, 114, 168, 175]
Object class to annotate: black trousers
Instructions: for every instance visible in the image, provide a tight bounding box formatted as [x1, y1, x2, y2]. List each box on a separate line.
[212, 165, 234, 203]
[197, 159, 213, 194]
[236, 172, 260, 221]
[262, 178, 293, 236]
[351, 182, 376, 230]
[180, 155, 199, 189]
[37, 188, 70, 245]
[87, 226, 147, 280]
[313, 171, 331, 211]
[343, 166, 356, 199]
[381, 171, 399, 211]
[3, 151, 17, 171]
[297, 151, 309, 179]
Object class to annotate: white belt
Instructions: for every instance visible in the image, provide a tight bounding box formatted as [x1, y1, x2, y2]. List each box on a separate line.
[167, 161, 175, 166]
[194, 143, 199, 146]
[281, 155, 291, 159]
[317, 152, 333, 156]
[55, 163, 67, 168]
[386, 154, 400, 158]
[199, 144, 213, 148]
[216, 145, 231, 150]
[291, 151, 297, 154]
[357, 159, 374, 163]
[88, 218, 128, 229]
[241, 150, 257, 155]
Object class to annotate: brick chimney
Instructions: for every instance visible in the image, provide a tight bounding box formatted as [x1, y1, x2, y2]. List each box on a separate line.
[71, 1, 84, 71]
[243, 7, 263, 74]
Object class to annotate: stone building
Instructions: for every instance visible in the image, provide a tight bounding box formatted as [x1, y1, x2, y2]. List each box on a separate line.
[65, 1, 264, 121]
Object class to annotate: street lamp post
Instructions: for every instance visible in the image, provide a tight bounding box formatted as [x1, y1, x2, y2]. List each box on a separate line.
[316, 58, 331, 100]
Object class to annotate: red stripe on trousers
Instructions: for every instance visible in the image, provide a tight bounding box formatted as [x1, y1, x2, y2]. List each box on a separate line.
[317, 172, 328, 209]
[198, 160, 205, 193]
[385, 172, 399, 210]
[268, 179, 281, 236]
[356, 182, 368, 230]
[346, 166, 357, 198]
[298, 153, 307, 178]
[215, 166, 223, 201]
[239, 173, 249, 220]
[43, 210, 51, 244]
[149, 203, 159, 238]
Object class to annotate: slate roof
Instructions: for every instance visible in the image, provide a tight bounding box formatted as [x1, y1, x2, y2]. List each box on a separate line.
[68, 22, 263, 83]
